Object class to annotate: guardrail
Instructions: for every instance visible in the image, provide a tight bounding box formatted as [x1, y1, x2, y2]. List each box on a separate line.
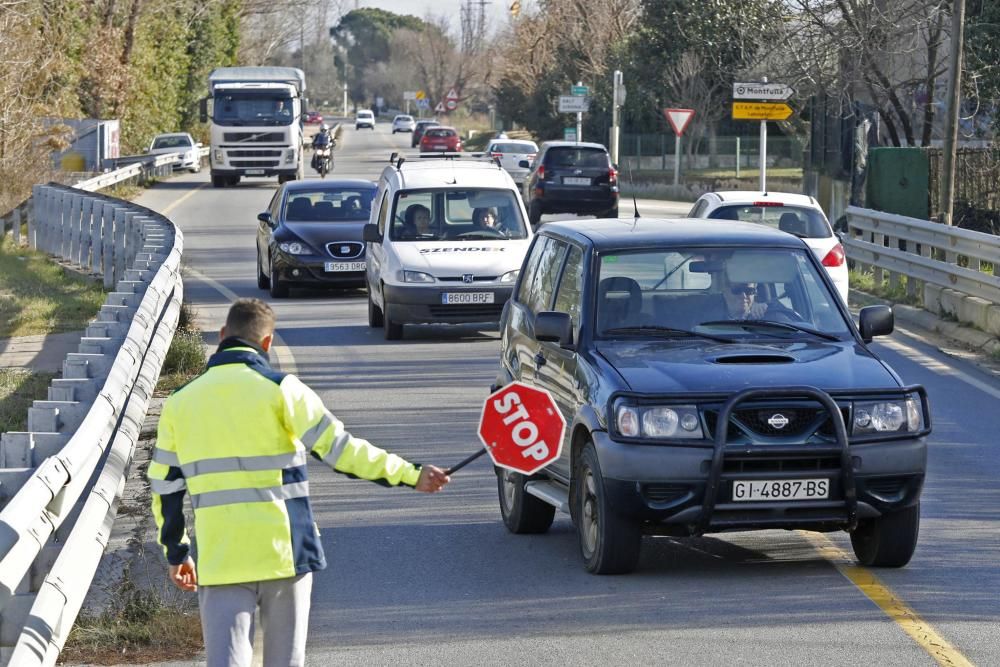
[0, 164, 185, 663]
[844, 206, 1000, 335]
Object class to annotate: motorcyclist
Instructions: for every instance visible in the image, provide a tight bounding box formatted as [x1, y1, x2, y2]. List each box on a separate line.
[311, 124, 333, 171]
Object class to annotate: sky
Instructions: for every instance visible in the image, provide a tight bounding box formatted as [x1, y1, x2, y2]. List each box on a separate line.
[348, 0, 514, 35]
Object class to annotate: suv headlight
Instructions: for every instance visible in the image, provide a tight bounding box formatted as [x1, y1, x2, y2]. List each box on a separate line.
[278, 241, 308, 255]
[615, 403, 702, 439]
[500, 270, 519, 283]
[852, 394, 922, 434]
[399, 270, 435, 283]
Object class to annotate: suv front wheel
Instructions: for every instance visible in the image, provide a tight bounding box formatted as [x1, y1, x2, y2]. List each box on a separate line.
[850, 502, 920, 567]
[576, 443, 641, 574]
[497, 468, 555, 534]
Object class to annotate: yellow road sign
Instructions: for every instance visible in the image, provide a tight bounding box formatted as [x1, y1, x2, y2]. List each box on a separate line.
[732, 102, 793, 121]
[415, 90, 426, 100]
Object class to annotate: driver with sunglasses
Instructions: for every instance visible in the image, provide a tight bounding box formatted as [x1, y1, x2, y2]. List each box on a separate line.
[722, 280, 768, 320]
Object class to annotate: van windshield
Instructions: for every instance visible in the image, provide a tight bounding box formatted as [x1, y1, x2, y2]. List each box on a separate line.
[390, 189, 528, 241]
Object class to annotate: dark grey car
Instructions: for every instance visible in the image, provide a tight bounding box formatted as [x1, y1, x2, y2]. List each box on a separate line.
[493, 218, 929, 574]
[520, 141, 619, 224]
[256, 179, 376, 298]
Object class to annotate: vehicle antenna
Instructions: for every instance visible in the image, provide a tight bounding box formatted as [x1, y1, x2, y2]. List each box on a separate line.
[627, 162, 640, 219]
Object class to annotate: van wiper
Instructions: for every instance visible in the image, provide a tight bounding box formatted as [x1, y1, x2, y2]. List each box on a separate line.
[698, 319, 840, 341]
[602, 325, 733, 343]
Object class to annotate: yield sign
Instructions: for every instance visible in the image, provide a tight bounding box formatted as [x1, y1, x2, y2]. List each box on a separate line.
[477, 382, 565, 475]
[664, 108, 695, 136]
[445, 87, 460, 101]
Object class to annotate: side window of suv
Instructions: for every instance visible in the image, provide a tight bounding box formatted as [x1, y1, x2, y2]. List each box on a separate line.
[517, 237, 548, 305]
[524, 238, 567, 314]
[553, 245, 584, 330]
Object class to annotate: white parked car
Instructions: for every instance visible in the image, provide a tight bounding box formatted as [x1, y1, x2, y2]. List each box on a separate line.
[147, 132, 201, 172]
[391, 114, 415, 133]
[363, 156, 533, 339]
[355, 109, 375, 130]
[688, 191, 848, 304]
[486, 139, 538, 185]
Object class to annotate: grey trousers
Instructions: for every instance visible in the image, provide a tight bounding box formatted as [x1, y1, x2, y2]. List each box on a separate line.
[198, 573, 312, 667]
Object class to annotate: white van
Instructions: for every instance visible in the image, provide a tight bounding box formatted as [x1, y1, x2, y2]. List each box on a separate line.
[355, 109, 375, 130]
[363, 156, 533, 339]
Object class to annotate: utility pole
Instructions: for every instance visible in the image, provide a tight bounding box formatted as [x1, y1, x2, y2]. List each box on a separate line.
[576, 80, 583, 143]
[940, 0, 966, 226]
[610, 70, 623, 166]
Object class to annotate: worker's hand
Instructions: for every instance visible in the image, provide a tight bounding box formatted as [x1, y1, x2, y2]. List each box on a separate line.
[415, 465, 450, 493]
[169, 557, 198, 592]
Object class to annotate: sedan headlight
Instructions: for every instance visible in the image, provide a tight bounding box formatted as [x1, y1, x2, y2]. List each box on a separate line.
[615, 403, 703, 439]
[852, 395, 922, 434]
[278, 241, 308, 255]
[500, 270, 519, 283]
[399, 270, 435, 283]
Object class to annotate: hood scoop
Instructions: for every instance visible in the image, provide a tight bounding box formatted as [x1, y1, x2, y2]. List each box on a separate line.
[713, 353, 795, 365]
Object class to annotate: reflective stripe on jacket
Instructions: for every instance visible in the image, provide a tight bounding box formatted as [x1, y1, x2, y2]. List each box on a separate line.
[148, 338, 421, 586]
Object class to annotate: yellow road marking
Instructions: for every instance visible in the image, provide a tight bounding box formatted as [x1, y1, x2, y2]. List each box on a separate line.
[806, 533, 974, 666]
[160, 180, 208, 215]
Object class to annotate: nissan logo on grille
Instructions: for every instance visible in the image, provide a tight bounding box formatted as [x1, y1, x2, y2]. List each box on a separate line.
[767, 413, 790, 429]
[326, 242, 363, 259]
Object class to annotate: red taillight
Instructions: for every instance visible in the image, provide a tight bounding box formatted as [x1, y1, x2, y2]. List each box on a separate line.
[527, 153, 536, 161]
[822, 243, 846, 267]
[752, 201, 783, 207]
[537, 164, 545, 179]
[490, 152, 502, 158]
[609, 167, 618, 185]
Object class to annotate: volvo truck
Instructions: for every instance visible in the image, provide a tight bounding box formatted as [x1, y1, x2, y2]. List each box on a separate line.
[202, 67, 306, 188]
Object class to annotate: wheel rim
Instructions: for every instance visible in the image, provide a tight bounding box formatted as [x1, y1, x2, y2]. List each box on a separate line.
[502, 470, 517, 512]
[581, 468, 599, 557]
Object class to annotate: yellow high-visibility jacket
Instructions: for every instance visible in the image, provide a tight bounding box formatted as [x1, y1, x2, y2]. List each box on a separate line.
[148, 339, 422, 586]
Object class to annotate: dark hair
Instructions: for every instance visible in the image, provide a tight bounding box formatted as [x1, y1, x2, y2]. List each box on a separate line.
[224, 298, 275, 342]
[405, 204, 430, 225]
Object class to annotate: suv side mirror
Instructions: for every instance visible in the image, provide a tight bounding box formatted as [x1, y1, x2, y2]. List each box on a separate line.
[257, 212, 272, 227]
[363, 223, 382, 243]
[534, 311, 573, 347]
[858, 305, 893, 342]
[518, 160, 530, 169]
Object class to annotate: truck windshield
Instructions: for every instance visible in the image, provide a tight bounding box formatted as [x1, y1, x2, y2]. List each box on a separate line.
[214, 93, 294, 126]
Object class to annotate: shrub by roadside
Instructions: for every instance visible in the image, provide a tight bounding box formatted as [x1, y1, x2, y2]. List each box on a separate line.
[156, 301, 206, 394]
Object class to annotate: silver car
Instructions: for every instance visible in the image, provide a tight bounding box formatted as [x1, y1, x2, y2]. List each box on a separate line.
[487, 139, 538, 185]
[392, 114, 415, 133]
[147, 132, 201, 172]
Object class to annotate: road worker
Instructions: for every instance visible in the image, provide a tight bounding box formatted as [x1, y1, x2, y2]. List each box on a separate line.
[149, 298, 450, 667]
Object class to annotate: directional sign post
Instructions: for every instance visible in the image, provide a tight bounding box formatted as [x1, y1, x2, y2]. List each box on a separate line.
[448, 382, 566, 475]
[732, 80, 794, 192]
[663, 108, 695, 186]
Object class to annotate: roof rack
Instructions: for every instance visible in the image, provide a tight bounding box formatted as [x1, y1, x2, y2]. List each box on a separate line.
[415, 152, 488, 160]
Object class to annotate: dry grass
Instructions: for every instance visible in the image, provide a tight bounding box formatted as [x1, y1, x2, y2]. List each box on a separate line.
[0, 368, 55, 433]
[0, 237, 106, 337]
[155, 302, 206, 395]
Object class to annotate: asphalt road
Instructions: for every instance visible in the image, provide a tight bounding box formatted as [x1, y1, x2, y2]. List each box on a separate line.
[135, 123, 1000, 665]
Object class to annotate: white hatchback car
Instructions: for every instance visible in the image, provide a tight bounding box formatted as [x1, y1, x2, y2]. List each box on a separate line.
[355, 109, 375, 130]
[486, 139, 539, 185]
[688, 191, 848, 304]
[147, 132, 201, 172]
[363, 156, 533, 339]
[391, 114, 415, 133]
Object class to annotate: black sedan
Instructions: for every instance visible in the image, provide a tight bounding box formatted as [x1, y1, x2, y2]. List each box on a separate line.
[256, 179, 376, 297]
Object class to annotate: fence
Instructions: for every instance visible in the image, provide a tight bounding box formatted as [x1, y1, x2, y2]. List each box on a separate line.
[844, 206, 1000, 336]
[0, 157, 188, 664]
[618, 134, 806, 172]
[926, 146, 1000, 228]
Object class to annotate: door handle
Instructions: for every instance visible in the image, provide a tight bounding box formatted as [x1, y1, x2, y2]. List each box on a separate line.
[534, 351, 547, 367]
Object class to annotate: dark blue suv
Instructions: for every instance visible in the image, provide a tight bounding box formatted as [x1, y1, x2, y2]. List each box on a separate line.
[494, 218, 930, 574]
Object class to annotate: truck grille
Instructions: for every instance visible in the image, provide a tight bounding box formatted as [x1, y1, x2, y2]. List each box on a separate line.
[704, 402, 850, 441]
[230, 160, 280, 168]
[223, 132, 285, 142]
[227, 149, 283, 158]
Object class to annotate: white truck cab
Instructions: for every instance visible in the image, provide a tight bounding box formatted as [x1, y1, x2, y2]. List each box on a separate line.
[364, 156, 533, 340]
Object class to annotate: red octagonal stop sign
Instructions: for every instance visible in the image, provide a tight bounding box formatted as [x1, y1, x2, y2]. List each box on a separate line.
[478, 382, 566, 475]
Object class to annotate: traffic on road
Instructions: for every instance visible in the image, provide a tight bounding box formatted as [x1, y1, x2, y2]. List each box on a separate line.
[132, 120, 1000, 666]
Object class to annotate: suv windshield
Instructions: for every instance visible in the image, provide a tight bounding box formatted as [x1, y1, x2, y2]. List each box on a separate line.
[152, 136, 191, 150]
[546, 147, 609, 168]
[284, 188, 375, 222]
[707, 204, 831, 238]
[595, 247, 850, 339]
[390, 188, 528, 241]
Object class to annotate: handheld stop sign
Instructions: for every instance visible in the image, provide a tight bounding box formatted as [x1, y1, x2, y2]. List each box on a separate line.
[447, 382, 566, 475]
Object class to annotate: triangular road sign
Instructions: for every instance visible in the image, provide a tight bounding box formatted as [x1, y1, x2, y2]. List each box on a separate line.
[435, 101, 446, 113]
[446, 88, 459, 101]
[663, 108, 695, 136]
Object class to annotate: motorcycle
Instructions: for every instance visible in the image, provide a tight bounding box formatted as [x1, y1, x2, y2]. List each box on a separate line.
[312, 145, 333, 178]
